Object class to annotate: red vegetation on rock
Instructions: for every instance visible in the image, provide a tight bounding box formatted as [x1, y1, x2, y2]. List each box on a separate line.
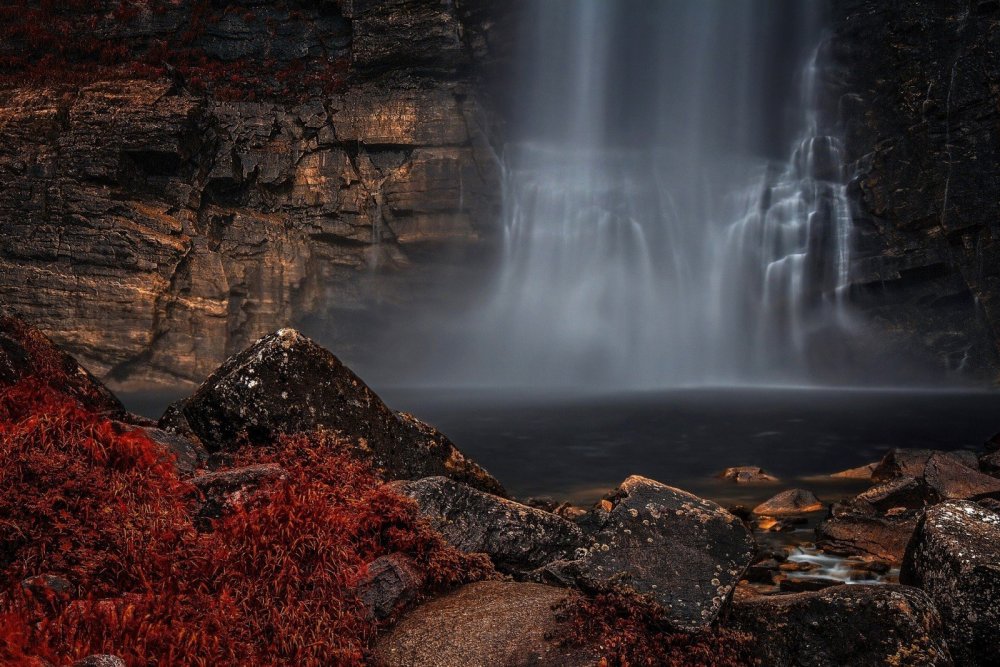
[0, 378, 494, 665]
[557, 592, 754, 667]
[0, 1, 348, 99]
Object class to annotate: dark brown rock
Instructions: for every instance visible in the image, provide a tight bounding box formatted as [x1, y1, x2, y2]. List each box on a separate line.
[727, 584, 952, 666]
[127, 424, 208, 477]
[372, 581, 595, 667]
[178, 329, 503, 494]
[854, 476, 934, 511]
[871, 449, 978, 485]
[817, 506, 920, 564]
[752, 488, 824, 515]
[901, 500, 1000, 666]
[777, 576, 843, 593]
[576, 475, 755, 632]
[72, 657, 126, 667]
[922, 452, 1000, 501]
[830, 461, 878, 480]
[980, 450, 1000, 476]
[392, 476, 583, 573]
[717, 466, 779, 484]
[356, 553, 426, 621]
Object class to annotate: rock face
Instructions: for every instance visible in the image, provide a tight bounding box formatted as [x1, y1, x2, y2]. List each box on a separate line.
[901, 500, 1000, 666]
[372, 581, 594, 667]
[0, 1, 514, 387]
[831, 0, 1000, 378]
[172, 328, 503, 494]
[356, 553, 426, 621]
[817, 506, 919, 564]
[727, 584, 953, 666]
[393, 476, 583, 573]
[577, 476, 755, 632]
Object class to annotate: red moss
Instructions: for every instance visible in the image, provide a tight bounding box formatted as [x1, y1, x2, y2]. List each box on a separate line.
[0, 1, 349, 99]
[556, 592, 754, 667]
[0, 378, 494, 665]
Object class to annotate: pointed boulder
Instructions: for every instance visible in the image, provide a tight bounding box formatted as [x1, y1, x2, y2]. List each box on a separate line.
[172, 329, 503, 494]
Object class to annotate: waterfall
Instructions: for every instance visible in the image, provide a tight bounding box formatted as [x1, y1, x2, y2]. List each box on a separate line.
[448, 0, 855, 388]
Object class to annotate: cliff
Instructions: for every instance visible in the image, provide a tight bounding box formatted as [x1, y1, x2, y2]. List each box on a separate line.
[832, 0, 1000, 380]
[0, 0, 515, 387]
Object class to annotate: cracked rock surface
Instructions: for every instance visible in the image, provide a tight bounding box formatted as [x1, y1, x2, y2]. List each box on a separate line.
[901, 500, 1000, 666]
[576, 475, 755, 632]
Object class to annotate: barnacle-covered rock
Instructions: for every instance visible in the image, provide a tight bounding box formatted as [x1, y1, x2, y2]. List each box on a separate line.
[576, 475, 755, 631]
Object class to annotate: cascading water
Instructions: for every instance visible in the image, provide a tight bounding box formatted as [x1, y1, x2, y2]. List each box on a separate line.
[445, 0, 856, 388]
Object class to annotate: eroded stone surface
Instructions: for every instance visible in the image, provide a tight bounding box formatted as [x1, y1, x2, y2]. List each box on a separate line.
[577, 475, 755, 631]
[727, 584, 952, 666]
[356, 553, 426, 621]
[901, 500, 1000, 666]
[393, 476, 584, 573]
[817, 505, 919, 564]
[372, 581, 594, 667]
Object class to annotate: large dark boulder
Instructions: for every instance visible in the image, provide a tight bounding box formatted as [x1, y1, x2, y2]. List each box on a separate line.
[392, 476, 584, 573]
[872, 449, 979, 485]
[0, 310, 123, 415]
[817, 504, 920, 564]
[170, 329, 503, 494]
[576, 475, 755, 632]
[901, 500, 1000, 666]
[727, 584, 952, 666]
[372, 581, 595, 667]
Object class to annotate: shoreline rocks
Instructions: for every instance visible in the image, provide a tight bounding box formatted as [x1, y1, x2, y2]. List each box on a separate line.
[901, 500, 1000, 666]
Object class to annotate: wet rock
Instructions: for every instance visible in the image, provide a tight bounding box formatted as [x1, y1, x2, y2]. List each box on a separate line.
[871, 449, 979, 485]
[901, 500, 1000, 666]
[73, 657, 126, 667]
[178, 329, 503, 494]
[923, 452, 1000, 501]
[372, 581, 595, 667]
[189, 464, 287, 525]
[854, 476, 933, 511]
[980, 450, 1000, 476]
[778, 576, 842, 593]
[744, 558, 781, 585]
[817, 505, 920, 564]
[727, 584, 952, 666]
[0, 310, 123, 415]
[752, 488, 824, 515]
[718, 466, 779, 483]
[356, 553, 426, 620]
[576, 475, 755, 631]
[830, 461, 878, 480]
[393, 476, 584, 573]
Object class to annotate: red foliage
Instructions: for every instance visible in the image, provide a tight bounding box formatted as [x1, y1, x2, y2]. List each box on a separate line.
[0, 1, 349, 100]
[556, 592, 754, 667]
[0, 379, 494, 665]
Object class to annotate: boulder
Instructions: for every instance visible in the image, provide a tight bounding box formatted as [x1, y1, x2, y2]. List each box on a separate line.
[718, 466, 779, 483]
[922, 452, 1000, 501]
[979, 450, 1000, 476]
[576, 476, 755, 632]
[174, 329, 503, 494]
[356, 553, 426, 620]
[72, 657, 126, 667]
[124, 424, 208, 477]
[392, 476, 584, 572]
[830, 461, 878, 479]
[872, 449, 979, 484]
[372, 581, 595, 667]
[0, 310, 123, 415]
[726, 584, 952, 666]
[752, 489, 824, 515]
[901, 500, 1000, 666]
[853, 476, 932, 511]
[817, 505, 920, 564]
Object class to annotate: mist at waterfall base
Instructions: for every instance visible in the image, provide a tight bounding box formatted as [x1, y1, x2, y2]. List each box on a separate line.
[346, 0, 888, 391]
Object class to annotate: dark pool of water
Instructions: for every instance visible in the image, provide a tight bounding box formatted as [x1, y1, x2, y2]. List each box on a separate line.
[378, 386, 1000, 507]
[122, 385, 1000, 509]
